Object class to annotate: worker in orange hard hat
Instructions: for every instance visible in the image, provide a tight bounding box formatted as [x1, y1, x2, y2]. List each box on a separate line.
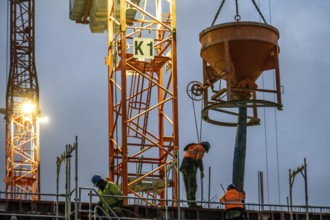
[220, 184, 246, 220]
[179, 141, 210, 207]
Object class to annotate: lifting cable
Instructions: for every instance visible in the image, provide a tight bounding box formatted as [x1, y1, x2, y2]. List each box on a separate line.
[268, 0, 281, 204]
[211, 0, 268, 26]
[262, 62, 282, 205]
[263, 0, 282, 204]
[261, 72, 270, 204]
[200, 112, 203, 142]
[258, 0, 270, 204]
[252, 0, 267, 24]
[268, 0, 282, 204]
[211, 0, 226, 27]
[259, 0, 281, 204]
[191, 99, 203, 142]
[234, 0, 241, 22]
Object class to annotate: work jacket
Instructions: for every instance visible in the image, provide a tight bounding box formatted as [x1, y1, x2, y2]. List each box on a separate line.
[220, 189, 246, 211]
[180, 143, 206, 171]
[98, 181, 123, 212]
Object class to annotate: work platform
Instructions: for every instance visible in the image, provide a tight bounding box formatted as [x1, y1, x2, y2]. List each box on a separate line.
[1, 199, 330, 220]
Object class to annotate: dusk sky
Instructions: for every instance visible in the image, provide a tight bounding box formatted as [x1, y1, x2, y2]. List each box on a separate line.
[1, 0, 330, 207]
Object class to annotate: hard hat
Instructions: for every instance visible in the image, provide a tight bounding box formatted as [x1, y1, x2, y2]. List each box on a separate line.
[227, 183, 236, 190]
[201, 141, 210, 152]
[91, 175, 102, 186]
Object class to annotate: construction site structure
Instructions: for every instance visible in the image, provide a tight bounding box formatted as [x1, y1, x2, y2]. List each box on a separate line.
[69, 0, 178, 206]
[3, 0, 41, 200]
[1, 195, 330, 220]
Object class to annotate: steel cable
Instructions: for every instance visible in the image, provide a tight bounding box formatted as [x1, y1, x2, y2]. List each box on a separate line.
[199, 102, 203, 142]
[251, 0, 267, 24]
[192, 99, 201, 142]
[211, 0, 226, 26]
[235, 0, 241, 21]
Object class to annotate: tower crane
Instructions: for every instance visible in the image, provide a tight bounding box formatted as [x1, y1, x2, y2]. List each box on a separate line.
[70, 0, 178, 206]
[4, 0, 41, 200]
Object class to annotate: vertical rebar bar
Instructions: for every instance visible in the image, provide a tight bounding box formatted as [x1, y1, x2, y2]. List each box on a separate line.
[177, 152, 181, 220]
[304, 158, 309, 220]
[56, 160, 60, 220]
[208, 166, 211, 209]
[289, 169, 293, 220]
[75, 137, 78, 220]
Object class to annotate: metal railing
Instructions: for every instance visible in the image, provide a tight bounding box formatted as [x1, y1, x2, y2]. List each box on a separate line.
[78, 187, 330, 220]
[1, 189, 330, 220]
[0, 190, 66, 219]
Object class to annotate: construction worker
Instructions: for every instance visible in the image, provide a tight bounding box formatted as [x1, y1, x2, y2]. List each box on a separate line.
[180, 141, 210, 207]
[220, 184, 246, 220]
[91, 175, 124, 215]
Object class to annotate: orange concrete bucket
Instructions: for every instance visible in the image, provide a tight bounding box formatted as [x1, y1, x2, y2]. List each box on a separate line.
[200, 21, 280, 85]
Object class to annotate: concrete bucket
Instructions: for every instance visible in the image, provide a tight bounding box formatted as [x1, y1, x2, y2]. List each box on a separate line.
[200, 21, 280, 100]
[198, 21, 282, 126]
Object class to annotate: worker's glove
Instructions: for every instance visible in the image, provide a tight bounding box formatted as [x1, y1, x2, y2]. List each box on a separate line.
[201, 171, 205, 179]
[96, 207, 104, 216]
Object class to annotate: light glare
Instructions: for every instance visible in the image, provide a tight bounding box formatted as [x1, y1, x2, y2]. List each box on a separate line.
[38, 116, 49, 123]
[22, 102, 35, 114]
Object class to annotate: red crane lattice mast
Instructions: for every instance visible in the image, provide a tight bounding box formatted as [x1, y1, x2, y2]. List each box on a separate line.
[5, 0, 40, 200]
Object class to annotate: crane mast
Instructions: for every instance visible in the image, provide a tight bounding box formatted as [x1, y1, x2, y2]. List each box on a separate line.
[70, 0, 179, 206]
[5, 0, 40, 200]
[107, 0, 179, 205]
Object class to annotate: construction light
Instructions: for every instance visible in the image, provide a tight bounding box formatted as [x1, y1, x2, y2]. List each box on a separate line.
[126, 70, 139, 77]
[38, 116, 49, 123]
[21, 102, 36, 114]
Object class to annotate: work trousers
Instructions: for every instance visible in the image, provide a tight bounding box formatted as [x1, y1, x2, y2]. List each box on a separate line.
[180, 167, 197, 205]
[224, 208, 245, 220]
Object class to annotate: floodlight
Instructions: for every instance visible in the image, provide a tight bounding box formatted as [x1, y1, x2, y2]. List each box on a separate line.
[38, 116, 49, 123]
[22, 102, 35, 114]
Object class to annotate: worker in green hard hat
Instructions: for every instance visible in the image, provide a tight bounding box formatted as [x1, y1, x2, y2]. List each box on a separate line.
[91, 175, 123, 215]
[180, 141, 210, 207]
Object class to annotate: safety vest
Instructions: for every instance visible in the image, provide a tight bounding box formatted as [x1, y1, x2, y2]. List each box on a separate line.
[98, 181, 123, 212]
[183, 143, 205, 160]
[220, 189, 246, 211]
